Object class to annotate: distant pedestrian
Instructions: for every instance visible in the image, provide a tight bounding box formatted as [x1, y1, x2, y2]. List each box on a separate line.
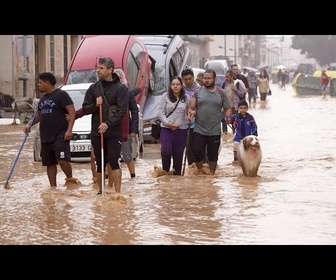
[281, 70, 288, 89]
[277, 69, 283, 86]
[257, 70, 270, 102]
[321, 69, 329, 98]
[23, 72, 80, 188]
[247, 70, 258, 104]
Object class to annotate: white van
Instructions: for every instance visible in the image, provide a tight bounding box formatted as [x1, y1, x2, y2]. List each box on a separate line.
[204, 59, 229, 75]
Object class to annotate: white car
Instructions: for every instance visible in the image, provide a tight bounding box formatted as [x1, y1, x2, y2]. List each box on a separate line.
[33, 83, 142, 163]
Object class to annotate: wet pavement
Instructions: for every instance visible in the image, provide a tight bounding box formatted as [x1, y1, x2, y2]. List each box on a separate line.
[0, 84, 335, 245]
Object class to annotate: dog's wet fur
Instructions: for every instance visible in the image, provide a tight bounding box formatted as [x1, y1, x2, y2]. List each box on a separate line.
[238, 135, 262, 177]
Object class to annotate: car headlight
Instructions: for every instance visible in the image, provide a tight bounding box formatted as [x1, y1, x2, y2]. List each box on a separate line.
[71, 133, 91, 141]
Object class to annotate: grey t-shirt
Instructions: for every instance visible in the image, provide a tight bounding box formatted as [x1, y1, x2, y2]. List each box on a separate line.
[194, 86, 230, 136]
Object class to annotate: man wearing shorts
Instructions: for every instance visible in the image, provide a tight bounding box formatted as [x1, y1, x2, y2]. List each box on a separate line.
[23, 72, 78, 187]
[82, 57, 128, 195]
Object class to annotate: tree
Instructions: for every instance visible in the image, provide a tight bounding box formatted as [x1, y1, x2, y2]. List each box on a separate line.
[291, 35, 336, 66]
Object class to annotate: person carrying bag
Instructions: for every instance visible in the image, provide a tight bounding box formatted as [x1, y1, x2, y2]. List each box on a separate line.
[151, 98, 180, 140]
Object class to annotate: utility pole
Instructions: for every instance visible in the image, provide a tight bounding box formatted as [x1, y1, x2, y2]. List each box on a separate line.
[234, 35, 236, 63]
[224, 35, 227, 58]
[18, 35, 32, 98]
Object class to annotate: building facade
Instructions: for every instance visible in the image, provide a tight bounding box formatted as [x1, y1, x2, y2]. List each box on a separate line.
[0, 35, 282, 103]
[0, 35, 82, 100]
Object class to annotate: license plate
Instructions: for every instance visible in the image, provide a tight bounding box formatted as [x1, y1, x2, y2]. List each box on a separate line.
[71, 143, 91, 152]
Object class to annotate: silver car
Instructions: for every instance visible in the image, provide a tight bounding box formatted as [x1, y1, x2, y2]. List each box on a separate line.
[136, 35, 191, 142]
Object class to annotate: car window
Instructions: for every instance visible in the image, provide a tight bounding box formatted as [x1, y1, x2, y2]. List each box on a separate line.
[67, 69, 98, 85]
[126, 42, 143, 88]
[66, 89, 87, 110]
[145, 46, 167, 95]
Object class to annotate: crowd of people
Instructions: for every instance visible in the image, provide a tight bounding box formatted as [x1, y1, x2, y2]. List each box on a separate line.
[24, 57, 263, 197]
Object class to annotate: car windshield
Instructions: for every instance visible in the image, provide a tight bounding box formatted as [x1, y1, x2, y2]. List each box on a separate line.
[66, 68, 124, 85]
[67, 70, 98, 85]
[144, 45, 167, 96]
[65, 89, 87, 110]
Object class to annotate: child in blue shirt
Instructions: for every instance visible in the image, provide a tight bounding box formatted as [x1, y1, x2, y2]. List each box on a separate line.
[228, 99, 258, 163]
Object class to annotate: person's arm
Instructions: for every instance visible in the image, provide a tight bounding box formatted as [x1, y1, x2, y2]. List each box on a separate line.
[66, 107, 84, 122]
[187, 93, 197, 122]
[64, 103, 76, 140]
[129, 94, 139, 135]
[23, 111, 41, 134]
[221, 91, 232, 120]
[82, 84, 99, 115]
[129, 87, 141, 97]
[75, 108, 84, 119]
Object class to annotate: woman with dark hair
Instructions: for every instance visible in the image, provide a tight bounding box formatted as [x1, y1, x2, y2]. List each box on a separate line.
[157, 76, 191, 175]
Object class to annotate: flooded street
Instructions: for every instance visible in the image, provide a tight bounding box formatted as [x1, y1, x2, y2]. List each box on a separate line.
[1, 85, 336, 245]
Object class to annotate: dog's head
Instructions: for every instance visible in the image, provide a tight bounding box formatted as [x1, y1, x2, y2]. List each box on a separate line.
[243, 135, 260, 151]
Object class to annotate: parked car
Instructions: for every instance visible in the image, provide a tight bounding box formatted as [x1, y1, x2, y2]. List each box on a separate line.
[33, 83, 143, 162]
[63, 35, 153, 153]
[136, 35, 190, 141]
[204, 59, 229, 75]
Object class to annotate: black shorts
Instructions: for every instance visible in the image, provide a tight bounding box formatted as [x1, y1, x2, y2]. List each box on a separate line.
[193, 132, 221, 162]
[91, 134, 123, 172]
[41, 133, 71, 166]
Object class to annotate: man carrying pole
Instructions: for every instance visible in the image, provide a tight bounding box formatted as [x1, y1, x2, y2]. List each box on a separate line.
[82, 57, 128, 196]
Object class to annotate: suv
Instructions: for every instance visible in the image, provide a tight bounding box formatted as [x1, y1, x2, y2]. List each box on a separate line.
[136, 35, 190, 141]
[63, 35, 152, 153]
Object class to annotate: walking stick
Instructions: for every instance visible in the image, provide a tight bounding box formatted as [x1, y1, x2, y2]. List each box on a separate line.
[4, 108, 38, 189]
[182, 121, 191, 176]
[99, 104, 104, 195]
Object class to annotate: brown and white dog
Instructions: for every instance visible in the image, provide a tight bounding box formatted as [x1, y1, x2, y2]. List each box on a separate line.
[238, 135, 262, 177]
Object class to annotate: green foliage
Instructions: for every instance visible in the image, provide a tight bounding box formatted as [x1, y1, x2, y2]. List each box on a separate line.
[291, 35, 336, 66]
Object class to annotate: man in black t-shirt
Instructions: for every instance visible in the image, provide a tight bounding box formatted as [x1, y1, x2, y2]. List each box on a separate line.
[23, 72, 79, 188]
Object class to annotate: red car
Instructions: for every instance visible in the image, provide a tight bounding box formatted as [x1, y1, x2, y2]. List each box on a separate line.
[64, 35, 154, 152]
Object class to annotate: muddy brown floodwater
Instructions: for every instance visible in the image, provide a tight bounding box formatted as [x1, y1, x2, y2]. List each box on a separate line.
[0, 85, 336, 245]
